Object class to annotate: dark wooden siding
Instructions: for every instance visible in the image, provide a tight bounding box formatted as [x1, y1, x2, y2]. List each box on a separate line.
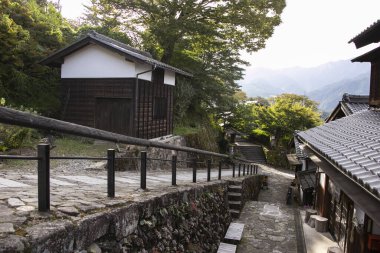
[369, 60, 380, 107]
[137, 79, 174, 139]
[61, 78, 173, 138]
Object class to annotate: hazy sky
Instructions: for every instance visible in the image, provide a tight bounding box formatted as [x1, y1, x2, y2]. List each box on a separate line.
[60, 0, 380, 69]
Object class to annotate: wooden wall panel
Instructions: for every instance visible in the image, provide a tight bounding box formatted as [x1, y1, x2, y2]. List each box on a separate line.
[61, 78, 135, 133]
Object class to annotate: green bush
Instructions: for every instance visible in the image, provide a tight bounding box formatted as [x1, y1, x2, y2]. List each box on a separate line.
[265, 148, 289, 169]
[0, 98, 38, 151]
[0, 124, 33, 151]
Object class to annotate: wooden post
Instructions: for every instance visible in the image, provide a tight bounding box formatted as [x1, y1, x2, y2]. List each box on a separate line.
[218, 161, 222, 180]
[107, 149, 115, 198]
[238, 163, 241, 177]
[38, 144, 50, 212]
[171, 155, 177, 186]
[192, 158, 197, 183]
[315, 216, 329, 232]
[232, 163, 236, 178]
[140, 151, 147, 189]
[207, 159, 211, 182]
[243, 164, 246, 176]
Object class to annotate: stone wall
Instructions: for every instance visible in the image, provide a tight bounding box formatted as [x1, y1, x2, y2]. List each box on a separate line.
[2, 176, 263, 253]
[115, 135, 188, 171]
[97, 183, 231, 253]
[229, 174, 263, 207]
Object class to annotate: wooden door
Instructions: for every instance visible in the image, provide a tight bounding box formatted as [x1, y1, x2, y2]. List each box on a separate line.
[95, 98, 132, 135]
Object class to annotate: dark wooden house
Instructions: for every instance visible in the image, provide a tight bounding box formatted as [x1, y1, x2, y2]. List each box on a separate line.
[41, 31, 192, 138]
[296, 20, 380, 253]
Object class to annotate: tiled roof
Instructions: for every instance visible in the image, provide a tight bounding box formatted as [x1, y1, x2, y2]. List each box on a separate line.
[294, 135, 308, 159]
[41, 31, 193, 77]
[341, 93, 369, 114]
[326, 94, 369, 122]
[349, 20, 380, 48]
[297, 109, 380, 198]
[297, 169, 316, 190]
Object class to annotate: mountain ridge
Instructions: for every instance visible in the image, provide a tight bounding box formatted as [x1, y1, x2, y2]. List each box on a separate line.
[240, 60, 371, 113]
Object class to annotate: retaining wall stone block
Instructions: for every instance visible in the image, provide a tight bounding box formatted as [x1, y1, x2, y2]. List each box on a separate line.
[75, 212, 112, 250]
[26, 221, 75, 253]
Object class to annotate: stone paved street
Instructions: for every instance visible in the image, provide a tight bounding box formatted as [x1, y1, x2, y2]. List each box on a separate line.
[237, 165, 298, 253]
[0, 160, 245, 243]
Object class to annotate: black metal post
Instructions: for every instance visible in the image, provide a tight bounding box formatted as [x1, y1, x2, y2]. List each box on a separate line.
[172, 155, 177, 186]
[232, 163, 235, 178]
[192, 158, 197, 183]
[250, 165, 253, 175]
[107, 149, 115, 198]
[218, 161, 222, 180]
[238, 163, 241, 177]
[207, 159, 211, 182]
[38, 144, 50, 212]
[140, 151, 147, 189]
[255, 165, 258, 174]
[243, 164, 246, 176]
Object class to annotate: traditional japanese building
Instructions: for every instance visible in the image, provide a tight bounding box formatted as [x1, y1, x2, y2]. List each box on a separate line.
[41, 31, 192, 138]
[296, 20, 380, 253]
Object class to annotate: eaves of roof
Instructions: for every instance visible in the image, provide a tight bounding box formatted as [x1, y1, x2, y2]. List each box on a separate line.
[40, 31, 193, 77]
[349, 20, 380, 48]
[296, 109, 380, 201]
[352, 45, 380, 62]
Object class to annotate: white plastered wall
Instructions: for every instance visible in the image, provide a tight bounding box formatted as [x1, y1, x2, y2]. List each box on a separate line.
[61, 44, 144, 78]
[164, 70, 176, 86]
[61, 44, 176, 84]
[135, 62, 152, 81]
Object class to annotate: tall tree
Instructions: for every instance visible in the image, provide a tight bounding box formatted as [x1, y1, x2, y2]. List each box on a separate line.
[84, 0, 286, 123]
[252, 94, 322, 148]
[0, 0, 74, 115]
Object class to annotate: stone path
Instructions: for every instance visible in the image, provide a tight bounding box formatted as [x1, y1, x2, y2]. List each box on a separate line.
[0, 162, 244, 239]
[236, 165, 298, 253]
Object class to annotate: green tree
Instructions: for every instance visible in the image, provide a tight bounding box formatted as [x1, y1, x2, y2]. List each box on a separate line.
[0, 0, 74, 115]
[84, 0, 286, 124]
[252, 94, 322, 148]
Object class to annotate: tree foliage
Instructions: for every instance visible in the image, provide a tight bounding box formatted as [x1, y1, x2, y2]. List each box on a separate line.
[84, 0, 286, 123]
[252, 94, 322, 148]
[0, 0, 74, 115]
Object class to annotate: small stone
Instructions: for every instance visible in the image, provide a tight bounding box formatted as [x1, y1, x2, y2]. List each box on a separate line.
[76, 204, 105, 212]
[0, 235, 25, 252]
[58, 206, 80, 216]
[0, 223, 15, 233]
[87, 161, 106, 170]
[268, 235, 286, 242]
[16, 205, 35, 212]
[0, 215, 27, 225]
[87, 243, 102, 253]
[7, 198, 25, 208]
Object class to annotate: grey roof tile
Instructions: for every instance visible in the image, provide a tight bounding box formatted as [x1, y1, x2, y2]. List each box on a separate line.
[297, 109, 380, 196]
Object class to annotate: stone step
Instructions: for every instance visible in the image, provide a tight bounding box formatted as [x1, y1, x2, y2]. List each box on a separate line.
[227, 192, 242, 201]
[228, 185, 242, 193]
[229, 209, 240, 219]
[223, 222, 245, 244]
[228, 201, 242, 210]
[217, 242, 237, 253]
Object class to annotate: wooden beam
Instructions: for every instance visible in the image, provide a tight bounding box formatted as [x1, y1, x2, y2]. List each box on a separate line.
[0, 107, 228, 158]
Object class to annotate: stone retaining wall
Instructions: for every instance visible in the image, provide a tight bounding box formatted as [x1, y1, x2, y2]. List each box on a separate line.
[116, 135, 188, 171]
[1, 176, 262, 253]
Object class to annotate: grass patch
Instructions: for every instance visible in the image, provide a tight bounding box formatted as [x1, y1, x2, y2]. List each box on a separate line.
[51, 137, 116, 157]
[173, 126, 201, 136]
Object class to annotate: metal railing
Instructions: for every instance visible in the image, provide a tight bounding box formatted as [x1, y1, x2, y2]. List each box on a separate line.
[0, 107, 260, 212]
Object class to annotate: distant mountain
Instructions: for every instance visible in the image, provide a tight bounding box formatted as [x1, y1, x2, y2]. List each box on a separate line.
[239, 59, 371, 113]
[240, 60, 370, 96]
[308, 74, 370, 113]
